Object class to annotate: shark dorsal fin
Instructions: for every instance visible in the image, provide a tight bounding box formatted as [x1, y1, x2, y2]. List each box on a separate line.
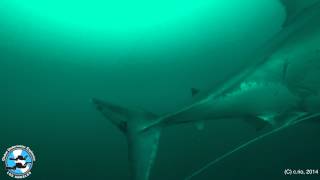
[280, 0, 320, 27]
[191, 88, 200, 97]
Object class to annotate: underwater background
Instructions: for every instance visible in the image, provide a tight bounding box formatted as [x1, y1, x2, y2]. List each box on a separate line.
[1, 0, 319, 179]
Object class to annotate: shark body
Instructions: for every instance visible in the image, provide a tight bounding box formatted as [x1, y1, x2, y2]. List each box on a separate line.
[143, 0, 320, 130]
[92, 1, 320, 179]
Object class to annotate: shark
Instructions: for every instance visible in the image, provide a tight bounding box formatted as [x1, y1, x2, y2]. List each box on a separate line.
[91, 1, 320, 180]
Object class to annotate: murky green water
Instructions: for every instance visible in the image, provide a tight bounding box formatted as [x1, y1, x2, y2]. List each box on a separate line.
[1, 0, 319, 179]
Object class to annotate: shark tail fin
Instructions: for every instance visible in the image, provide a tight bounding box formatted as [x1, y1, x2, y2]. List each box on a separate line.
[91, 98, 129, 133]
[91, 98, 161, 180]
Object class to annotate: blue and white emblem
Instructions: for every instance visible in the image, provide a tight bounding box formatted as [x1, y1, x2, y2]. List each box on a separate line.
[2, 145, 36, 179]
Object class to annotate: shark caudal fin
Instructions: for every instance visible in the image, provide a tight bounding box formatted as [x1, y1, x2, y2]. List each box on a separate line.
[91, 98, 161, 180]
[91, 98, 129, 133]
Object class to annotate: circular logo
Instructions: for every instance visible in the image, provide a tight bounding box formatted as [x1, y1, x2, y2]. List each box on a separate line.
[2, 145, 36, 179]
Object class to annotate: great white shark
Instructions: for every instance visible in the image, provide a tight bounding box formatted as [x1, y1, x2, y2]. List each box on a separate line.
[91, 1, 320, 179]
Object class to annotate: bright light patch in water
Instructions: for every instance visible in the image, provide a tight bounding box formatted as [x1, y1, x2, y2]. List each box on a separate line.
[0, 0, 285, 63]
[4, 0, 223, 34]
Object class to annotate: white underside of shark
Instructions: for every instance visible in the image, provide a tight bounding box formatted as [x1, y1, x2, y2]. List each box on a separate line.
[91, 1, 320, 179]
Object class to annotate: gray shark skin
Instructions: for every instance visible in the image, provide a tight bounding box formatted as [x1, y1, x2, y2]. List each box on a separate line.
[91, 1, 320, 180]
[143, 0, 320, 131]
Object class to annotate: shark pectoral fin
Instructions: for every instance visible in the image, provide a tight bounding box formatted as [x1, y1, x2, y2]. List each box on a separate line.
[243, 116, 272, 131]
[195, 120, 205, 131]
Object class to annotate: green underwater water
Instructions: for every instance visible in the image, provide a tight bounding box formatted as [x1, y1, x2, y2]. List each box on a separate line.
[1, 0, 320, 179]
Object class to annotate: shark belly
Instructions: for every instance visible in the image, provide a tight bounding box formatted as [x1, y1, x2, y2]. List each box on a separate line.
[206, 82, 299, 123]
[207, 19, 320, 124]
[157, 82, 300, 128]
